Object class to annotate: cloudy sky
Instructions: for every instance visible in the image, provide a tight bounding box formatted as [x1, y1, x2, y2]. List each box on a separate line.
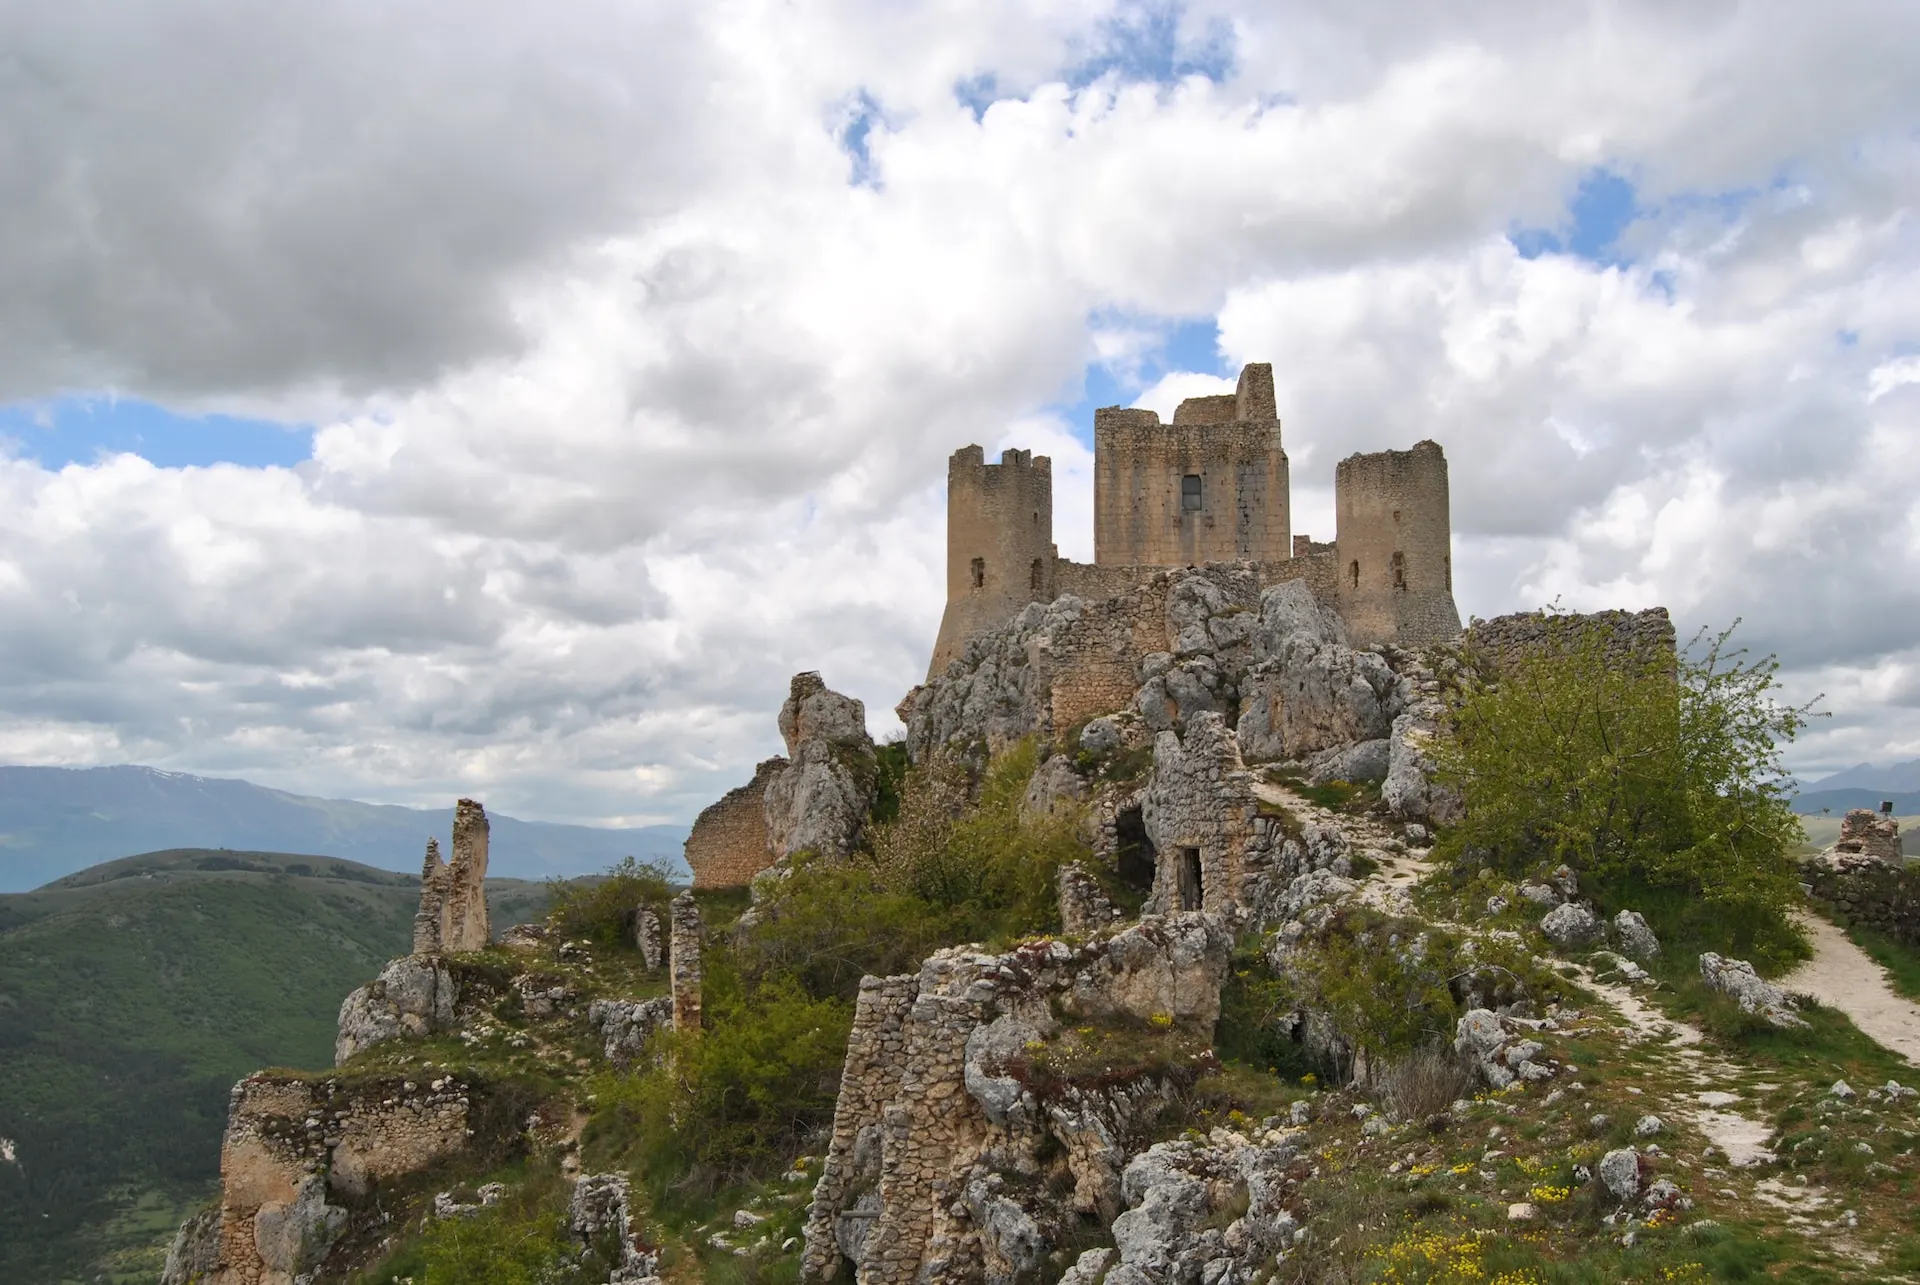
[1, 0, 1916, 827]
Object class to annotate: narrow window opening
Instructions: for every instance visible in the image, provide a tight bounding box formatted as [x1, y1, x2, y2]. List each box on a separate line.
[1030, 558, 1044, 592]
[1178, 848, 1204, 911]
[970, 557, 985, 589]
[1115, 807, 1156, 893]
[1391, 551, 1407, 590]
[1348, 560, 1360, 589]
[1392, 508, 1401, 523]
[1033, 511, 1039, 527]
[1181, 474, 1203, 511]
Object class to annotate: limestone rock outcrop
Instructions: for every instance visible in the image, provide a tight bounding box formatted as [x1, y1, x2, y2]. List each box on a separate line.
[1699, 952, 1808, 1029]
[764, 672, 879, 862]
[801, 914, 1231, 1285]
[335, 955, 457, 1064]
[160, 1207, 222, 1285]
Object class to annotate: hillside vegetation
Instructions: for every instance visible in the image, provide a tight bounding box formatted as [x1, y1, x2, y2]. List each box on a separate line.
[0, 849, 550, 1284]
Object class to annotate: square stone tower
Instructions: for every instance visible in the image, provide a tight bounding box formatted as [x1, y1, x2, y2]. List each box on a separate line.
[927, 446, 1057, 678]
[1092, 363, 1290, 567]
[1334, 440, 1462, 648]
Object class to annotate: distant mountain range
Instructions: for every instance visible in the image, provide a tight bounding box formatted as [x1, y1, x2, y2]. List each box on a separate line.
[0, 764, 689, 892]
[1803, 759, 1920, 794]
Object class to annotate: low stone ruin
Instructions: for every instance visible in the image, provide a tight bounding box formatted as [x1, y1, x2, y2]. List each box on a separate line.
[413, 798, 492, 953]
[670, 890, 702, 1034]
[1837, 807, 1902, 864]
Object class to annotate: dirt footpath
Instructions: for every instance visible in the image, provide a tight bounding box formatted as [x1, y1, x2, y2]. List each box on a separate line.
[1784, 913, 1920, 1066]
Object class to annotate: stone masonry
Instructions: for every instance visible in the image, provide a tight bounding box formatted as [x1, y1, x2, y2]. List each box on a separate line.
[413, 799, 492, 953]
[670, 890, 702, 1034]
[801, 915, 1231, 1285]
[202, 1073, 472, 1285]
[635, 907, 663, 969]
[1838, 808, 1903, 864]
[925, 359, 1462, 683]
[684, 756, 785, 888]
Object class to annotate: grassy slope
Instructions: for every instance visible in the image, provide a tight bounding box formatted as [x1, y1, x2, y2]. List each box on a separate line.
[0, 849, 551, 1284]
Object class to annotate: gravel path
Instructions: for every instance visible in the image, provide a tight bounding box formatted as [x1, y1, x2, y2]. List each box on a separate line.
[1784, 913, 1920, 1066]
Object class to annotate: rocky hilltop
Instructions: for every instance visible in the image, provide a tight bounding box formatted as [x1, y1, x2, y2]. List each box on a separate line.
[161, 568, 1920, 1285]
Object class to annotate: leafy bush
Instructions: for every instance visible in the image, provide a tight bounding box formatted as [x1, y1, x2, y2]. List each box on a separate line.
[867, 739, 1089, 940]
[351, 1168, 617, 1285]
[1434, 617, 1813, 964]
[587, 961, 852, 1194]
[546, 856, 677, 947]
[730, 857, 960, 1003]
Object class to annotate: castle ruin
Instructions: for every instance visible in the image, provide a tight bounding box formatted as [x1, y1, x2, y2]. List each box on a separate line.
[412, 798, 492, 953]
[927, 362, 1460, 676]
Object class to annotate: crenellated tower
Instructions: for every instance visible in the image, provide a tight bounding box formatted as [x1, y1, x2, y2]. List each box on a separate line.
[1334, 440, 1461, 647]
[927, 446, 1057, 678]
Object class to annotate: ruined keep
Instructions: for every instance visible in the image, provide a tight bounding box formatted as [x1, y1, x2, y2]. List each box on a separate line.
[1094, 361, 1289, 568]
[412, 798, 491, 953]
[927, 361, 1460, 677]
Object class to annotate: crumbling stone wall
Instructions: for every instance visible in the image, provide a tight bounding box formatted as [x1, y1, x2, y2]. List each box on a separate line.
[670, 891, 702, 1034]
[1141, 712, 1264, 916]
[1837, 809, 1902, 863]
[414, 799, 492, 952]
[1807, 854, 1920, 945]
[684, 756, 785, 888]
[801, 916, 1231, 1285]
[203, 1073, 472, 1285]
[1465, 606, 1677, 673]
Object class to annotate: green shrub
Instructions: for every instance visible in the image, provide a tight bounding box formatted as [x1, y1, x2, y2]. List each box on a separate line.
[1434, 617, 1813, 966]
[352, 1168, 617, 1285]
[587, 961, 852, 1195]
[869, 739, 912, 826]
[546, 856, 677, 947]
[731, 857, 960, 1003]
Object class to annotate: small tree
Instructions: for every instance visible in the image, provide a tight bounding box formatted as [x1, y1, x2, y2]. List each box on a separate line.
[1433, 615, 1816, 964]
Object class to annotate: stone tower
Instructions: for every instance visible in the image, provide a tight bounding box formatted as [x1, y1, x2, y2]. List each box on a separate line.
[927, 445, 1056, 678]
[1334, 440, 1461, 648]
[1092, 363, 1290, 568]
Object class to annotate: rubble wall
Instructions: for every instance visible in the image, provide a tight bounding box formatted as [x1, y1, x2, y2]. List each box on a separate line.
[684, 756, 785, 887]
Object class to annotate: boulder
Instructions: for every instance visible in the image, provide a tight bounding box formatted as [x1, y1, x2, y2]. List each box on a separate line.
[1080, 717, 1122, 755]
[1516, 882, 1561, 908]
[1022, 753, 1090, 823]
[764, 672, 877, 861]
[1302, 737, 1392, 784]
[1236, 639, 1398, 761]
[253, 1175, 348, 1278]
[1598, 1148, 1641, 1202]
[1539, 902, 1603, 950]
[1613, 910, 1661, 961]
[335, 955, 457, 1064]
[1699, 953, 1808, 1029]
[1253, 579, 1345, 653]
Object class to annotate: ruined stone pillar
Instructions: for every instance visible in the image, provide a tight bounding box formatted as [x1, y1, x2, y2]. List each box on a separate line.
[412, 837, 449, 954]
[443, 799, 492, 952]
[635, 908, 662, 970]
[669, 891, 702, 1034]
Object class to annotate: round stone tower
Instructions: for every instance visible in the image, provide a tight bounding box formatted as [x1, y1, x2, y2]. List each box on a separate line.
[1334, 440, 1462, 648]
[927, 445, 1056, 678]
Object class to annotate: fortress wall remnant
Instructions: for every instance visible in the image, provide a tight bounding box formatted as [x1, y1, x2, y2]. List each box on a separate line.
[1334, 441, 1462, 648]
[1465, 607, 1677, 674]
[928, 446, 1057, 678]
[443, 799, 492, 951]
[1094, 363, 1290, 568]
[683, 756, 785, 888]
[670, 891, 702, 1034]
[412, 838, 449, 954]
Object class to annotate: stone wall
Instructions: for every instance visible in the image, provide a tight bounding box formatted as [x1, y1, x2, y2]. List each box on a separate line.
[930, 446, 1058, 678]
[1141, 712, 1267, 916]
[1465, 607, 1677, 673]
[684, 756, 785, 888]
[801, 915, 1231, 1285]
[1838, 809, 1903, 863]
[1093, 364, 1291, 569]
[204, 1072, 472, 1285]
[1806, 856, 1920, 947]
[670, 891, 702, 1034]
[1333, 441, 1461, 648]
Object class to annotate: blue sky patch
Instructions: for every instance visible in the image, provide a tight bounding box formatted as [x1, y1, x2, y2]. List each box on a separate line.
[1051, 315, 1224, 446]
[0, 397, 313, 470]
[838, 91, 884, 188]
[1068, 2, 1235, 89]
[1511, 167, 1640, 265]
